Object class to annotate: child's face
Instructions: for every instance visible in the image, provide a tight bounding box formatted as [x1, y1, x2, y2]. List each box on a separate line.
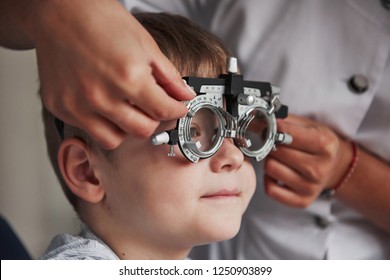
[97, 118, 256, 252]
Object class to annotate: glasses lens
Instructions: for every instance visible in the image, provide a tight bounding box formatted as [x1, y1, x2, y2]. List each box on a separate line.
[244, 109, 269, 151]
[190, 107, 220, 152]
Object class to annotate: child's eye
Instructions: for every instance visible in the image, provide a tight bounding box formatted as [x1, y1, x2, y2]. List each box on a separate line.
[190, 126, 201, 138]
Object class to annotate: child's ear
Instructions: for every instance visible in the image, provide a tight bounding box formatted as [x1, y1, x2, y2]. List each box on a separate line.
[58, 138, 105, 204]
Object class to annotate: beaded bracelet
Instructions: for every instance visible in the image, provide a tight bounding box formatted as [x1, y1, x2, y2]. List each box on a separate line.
[321, 141, 359, 198]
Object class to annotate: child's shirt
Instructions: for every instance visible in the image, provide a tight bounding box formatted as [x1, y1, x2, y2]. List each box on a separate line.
[40, 224, 119, 260]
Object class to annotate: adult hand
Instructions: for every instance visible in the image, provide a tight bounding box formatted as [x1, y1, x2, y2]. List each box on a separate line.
[24, 0, 195, 149]
[264, 115, 353, 208]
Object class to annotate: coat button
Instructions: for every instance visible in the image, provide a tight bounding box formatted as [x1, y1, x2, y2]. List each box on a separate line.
[348, 74, 369, 94]
[381, 0, 390, 10]
[314, 215, 331, 229]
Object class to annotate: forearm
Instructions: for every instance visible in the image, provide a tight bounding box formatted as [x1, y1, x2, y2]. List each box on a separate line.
[336, 145, 390, 233]
[0, 0, 37, 49]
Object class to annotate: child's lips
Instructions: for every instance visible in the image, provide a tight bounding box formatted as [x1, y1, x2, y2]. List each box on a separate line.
[201, 189, 240, 199]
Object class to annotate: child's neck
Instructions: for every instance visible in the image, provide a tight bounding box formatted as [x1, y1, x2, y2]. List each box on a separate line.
[89, 222, 191, 260]
[111, 242, 191, 260]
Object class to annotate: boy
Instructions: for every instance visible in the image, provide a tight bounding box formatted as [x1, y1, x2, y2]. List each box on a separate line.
[40, 13, 256, 260]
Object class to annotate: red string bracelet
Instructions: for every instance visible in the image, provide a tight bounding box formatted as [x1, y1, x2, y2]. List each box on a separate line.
[322, 141, 359, 198]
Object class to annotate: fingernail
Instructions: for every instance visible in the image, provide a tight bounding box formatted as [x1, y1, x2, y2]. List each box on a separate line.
[183, 79, 197, 96]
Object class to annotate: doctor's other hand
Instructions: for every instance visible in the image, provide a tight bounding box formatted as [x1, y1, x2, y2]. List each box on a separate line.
[28, 0, 194, 149]
[264, 115, 354, 208]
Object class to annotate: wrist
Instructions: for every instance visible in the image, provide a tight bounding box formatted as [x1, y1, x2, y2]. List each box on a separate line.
[322, 141, 359, 198]
[0, 0, 45, 49]
[19, 0, 53, 44]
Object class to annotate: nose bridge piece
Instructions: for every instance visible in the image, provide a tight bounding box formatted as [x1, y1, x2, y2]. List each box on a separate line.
[218, 107, 238, 140]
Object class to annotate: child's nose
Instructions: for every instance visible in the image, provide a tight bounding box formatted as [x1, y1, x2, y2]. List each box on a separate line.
[209, 138, 244, 172]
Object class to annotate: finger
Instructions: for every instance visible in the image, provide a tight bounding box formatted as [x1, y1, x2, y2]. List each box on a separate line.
[66, 81, 164, 140]
[39, 78, 128, 150]
[68, 113, 127, 150]
[107, 102, 160, 138]
[127, 74, 190, 121]
[281, 114, 318, 126]
[264, 175, 312, 208]
[265, 157, 314, 195]
[111, 61, 190, 121]
[126, 15, 196, 102]
[276, 118, 326, 154]
[151, 54, 196, 101]
[82, 86, 162, 137]
[270, 146, 324, 183]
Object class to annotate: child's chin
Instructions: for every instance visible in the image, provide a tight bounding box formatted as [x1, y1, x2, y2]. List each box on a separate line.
[202, 220, 241, 243]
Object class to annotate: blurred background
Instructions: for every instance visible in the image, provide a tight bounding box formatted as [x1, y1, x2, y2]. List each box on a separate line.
[0, 47, 78, 259]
